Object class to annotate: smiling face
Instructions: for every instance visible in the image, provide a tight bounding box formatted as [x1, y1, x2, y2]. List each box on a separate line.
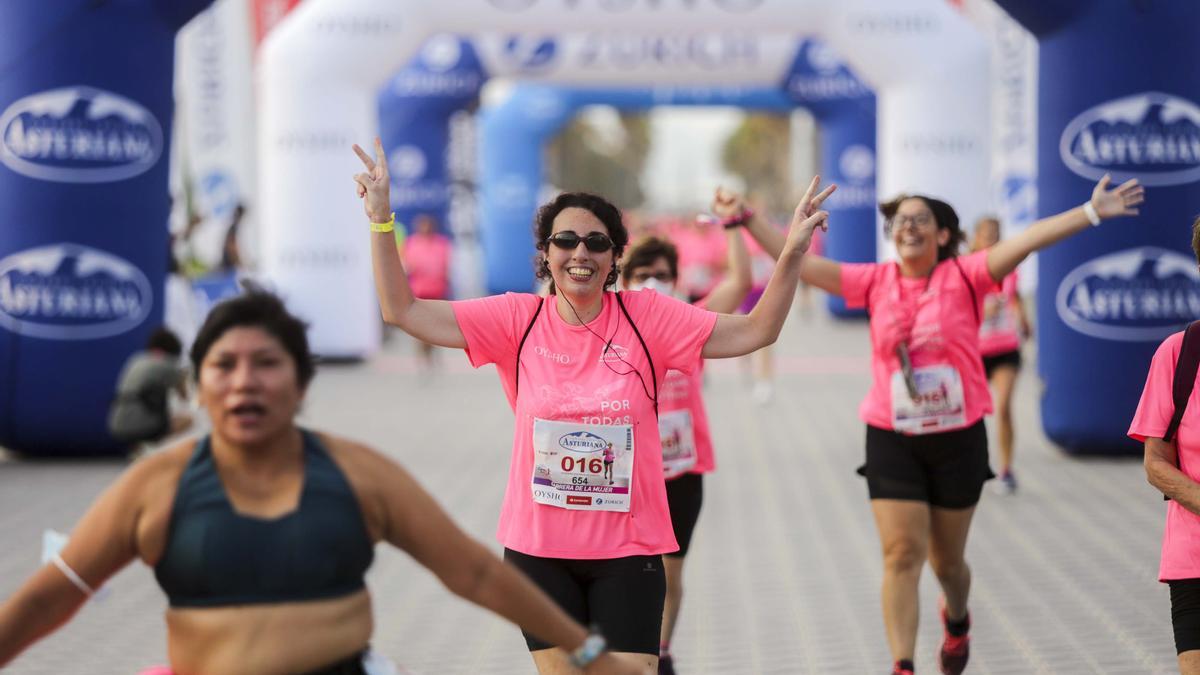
[891, 197, 949, 265]
[198, 326, 303, 447]
[547, 207, 617, 299]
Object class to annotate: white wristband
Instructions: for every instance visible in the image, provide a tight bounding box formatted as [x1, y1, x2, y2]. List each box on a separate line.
[51, 554, 95, 597]
[1082, 201, 1101, 226]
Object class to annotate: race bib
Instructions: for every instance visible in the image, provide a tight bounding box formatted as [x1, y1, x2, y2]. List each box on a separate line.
[531, 418, 634, 512]
[659, 409, 697, 479]
[979, 294, 1015, 338]
[890, 364, 966, 434]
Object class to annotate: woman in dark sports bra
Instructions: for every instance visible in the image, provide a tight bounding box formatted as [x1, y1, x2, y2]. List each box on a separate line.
[0, 292, 646, 675]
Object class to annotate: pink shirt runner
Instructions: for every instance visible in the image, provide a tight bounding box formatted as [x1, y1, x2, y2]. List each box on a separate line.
[1129, 330, 1200, 581]
[403, 233, 452, 300]
[979, 270, 1022, 357]
[453, 289, 717, 559]
[840, 249, 999, 432]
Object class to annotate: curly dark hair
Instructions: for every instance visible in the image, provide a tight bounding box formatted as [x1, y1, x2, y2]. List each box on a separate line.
[533, 192, 629, 293]
[880, 194, 965, 261]
[190, 290, 315, 389]
[621, 236, 679, 284]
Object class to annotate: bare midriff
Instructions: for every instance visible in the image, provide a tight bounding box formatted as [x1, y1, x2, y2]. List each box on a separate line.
[164, 590, 373, 675]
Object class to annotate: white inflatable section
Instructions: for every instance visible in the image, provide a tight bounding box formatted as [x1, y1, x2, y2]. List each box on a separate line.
[962, 0, 1039, 291]
[817, 1, 990, 261]
[259, 0, 988, 356]
[474, 32, 802, 86]
[175, 0, 258, 267]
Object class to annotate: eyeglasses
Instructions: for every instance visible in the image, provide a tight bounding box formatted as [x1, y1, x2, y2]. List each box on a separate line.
[546, 231, 614, 253]
[630, 271, 673, 283]
[889, 213, 935, 230]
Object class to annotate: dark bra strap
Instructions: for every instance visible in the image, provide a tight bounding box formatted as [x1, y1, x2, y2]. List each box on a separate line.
[616, 291, 658, 417]
[514, 297, 545, 398]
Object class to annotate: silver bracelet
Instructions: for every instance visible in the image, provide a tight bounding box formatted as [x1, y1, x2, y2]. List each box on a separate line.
[568, 632, 607, 669]
[1082, 201, 1101, 226]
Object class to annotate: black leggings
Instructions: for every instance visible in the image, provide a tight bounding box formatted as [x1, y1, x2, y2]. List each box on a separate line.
[301, 649, 367, 674]
[504, 549, 665, 655]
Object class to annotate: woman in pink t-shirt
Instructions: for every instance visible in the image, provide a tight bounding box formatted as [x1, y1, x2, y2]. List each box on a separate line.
[618, 189, 753, 674]
[970, 217, 1032, 495]
[353, 139, 831, 673]
[1132, 216, 1200, 673]
[964, 218, 1032, 492]
[745, 175, 1144, 675]
[402, 213, 454, 371]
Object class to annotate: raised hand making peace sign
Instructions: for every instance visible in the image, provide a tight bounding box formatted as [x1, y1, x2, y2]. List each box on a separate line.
[352, 138, 392, 224]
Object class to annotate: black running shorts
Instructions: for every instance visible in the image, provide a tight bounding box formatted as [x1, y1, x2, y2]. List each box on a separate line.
[664, 473, 704, 558]
[858, 419, 994, 509]
[982, 349, 1022, 378]
[503, 549, 665, 655]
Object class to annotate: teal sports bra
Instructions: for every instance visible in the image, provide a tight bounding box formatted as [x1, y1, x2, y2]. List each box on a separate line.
[154, 430, 375, 607]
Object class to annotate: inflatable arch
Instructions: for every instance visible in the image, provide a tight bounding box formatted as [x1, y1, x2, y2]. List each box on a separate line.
[259, 0, 988, 356]
[478, 39, 877, 316]
[998, 0, 1200, 453]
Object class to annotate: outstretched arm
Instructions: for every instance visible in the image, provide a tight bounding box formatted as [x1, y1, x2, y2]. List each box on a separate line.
[987, 175, 1144, 282]
[741, 178, 843, 296]
[0, 458, 151, 667]
[701, 177, 834, 359]
[353, 140, 466, 349]
[366, 448, 644, 673]
[700, 189, 753, 314]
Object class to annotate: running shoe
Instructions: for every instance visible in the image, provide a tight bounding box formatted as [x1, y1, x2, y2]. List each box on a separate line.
[939, 603, 971, 675]
[891, 663, 914, 675]
[993, 470, 1018, 495]
[658, 654, 676, 675]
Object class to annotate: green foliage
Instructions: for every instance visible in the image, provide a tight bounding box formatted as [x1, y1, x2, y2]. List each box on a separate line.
[721, 114, 792, 216]
[546, 111, 649, 209]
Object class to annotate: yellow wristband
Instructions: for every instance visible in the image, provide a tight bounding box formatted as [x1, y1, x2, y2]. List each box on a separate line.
[369, 212, 396, 233]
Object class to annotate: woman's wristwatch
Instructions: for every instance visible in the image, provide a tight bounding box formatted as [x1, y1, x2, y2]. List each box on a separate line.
[569, 630, 607, 669]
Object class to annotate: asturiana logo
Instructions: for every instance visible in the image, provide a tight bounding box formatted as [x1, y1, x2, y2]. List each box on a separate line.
[502, 36, 558, 71]
[0, 243, 152, 340]
[1055, 246, 1200, 342]
[1060, 92, 1200, 187]
[558, 431, 608, 454]
[0, 86, 163, 183]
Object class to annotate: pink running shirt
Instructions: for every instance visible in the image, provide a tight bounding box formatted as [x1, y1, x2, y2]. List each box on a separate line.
[978, 270, 1022, 357]
[1129, 330, 1200, 581]
[840, 249, 999, 433]
[403, 232, 452, 300]
[452, 289, 717, 559]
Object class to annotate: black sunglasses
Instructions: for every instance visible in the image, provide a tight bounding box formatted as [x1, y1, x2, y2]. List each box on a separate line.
[546, 231, 614, 253]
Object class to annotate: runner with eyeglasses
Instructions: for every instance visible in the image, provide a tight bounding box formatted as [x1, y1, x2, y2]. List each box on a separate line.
[742, 174, 1144, 675]
[353, 139, 832, 673]
[618, 187, 754, 675]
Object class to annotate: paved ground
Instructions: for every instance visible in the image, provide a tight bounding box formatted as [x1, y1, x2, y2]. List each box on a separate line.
[0, 301, 1176, 674]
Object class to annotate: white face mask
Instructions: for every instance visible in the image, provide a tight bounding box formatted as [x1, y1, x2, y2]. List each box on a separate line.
[630, 277, 676, 296]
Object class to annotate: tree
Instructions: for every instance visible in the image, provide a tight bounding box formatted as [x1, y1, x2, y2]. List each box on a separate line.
[546, 111, 650, 209]
[720, 113, 792, 217]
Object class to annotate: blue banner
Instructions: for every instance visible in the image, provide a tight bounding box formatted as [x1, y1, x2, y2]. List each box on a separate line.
[378, 36, 485, 235]
[0, 0, 212, 455]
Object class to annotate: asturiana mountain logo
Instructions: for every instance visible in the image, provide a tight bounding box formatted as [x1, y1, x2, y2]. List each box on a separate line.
[0, 86, 163, 183]
[0, 243, 152, 340]
[1055, 246, 1200, 342]
[558, 431, 608, 454]
[1060, 92, 1200, 187]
